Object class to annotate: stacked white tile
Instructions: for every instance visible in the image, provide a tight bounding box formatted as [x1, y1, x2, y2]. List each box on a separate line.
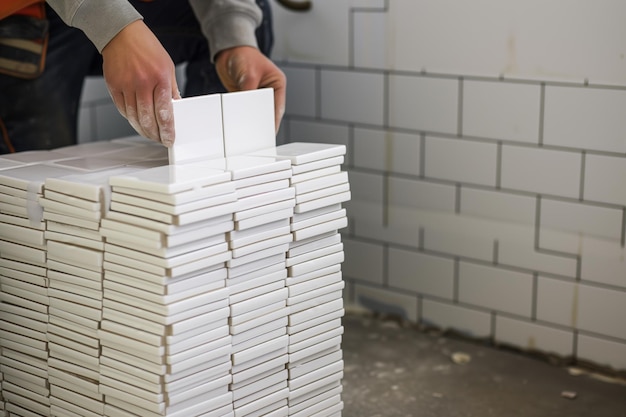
[0, 158, 82, 417]
[99, 162, 237, 417]
[216, 89, 293, 417]
[255, 142, 349, 417]
[225, 155, 294, 417]
[42, 167, 145, 417]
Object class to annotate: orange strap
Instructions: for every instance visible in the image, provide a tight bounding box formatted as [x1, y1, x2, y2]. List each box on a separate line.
[0, 1, 44, 21]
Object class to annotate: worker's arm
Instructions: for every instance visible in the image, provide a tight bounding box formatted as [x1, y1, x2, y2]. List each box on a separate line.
[45, 0, 285, 145]
[188, 0, 286, 132]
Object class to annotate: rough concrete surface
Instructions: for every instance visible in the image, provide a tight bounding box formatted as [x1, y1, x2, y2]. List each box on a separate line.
[341, 312, 626, 417]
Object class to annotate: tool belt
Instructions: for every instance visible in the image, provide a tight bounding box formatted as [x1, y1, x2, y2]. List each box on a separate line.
[0, 1, 48, 79]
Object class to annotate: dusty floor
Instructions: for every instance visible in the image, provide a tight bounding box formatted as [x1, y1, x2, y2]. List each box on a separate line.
[341, 312, 626, 417]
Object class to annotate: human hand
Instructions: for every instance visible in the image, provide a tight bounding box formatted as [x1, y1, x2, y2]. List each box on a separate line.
[101, 20, 181, 147]
[215, 46, 287, 132]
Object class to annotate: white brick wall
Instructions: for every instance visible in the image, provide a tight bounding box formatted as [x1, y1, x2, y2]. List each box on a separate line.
[78, 1, 626, 371]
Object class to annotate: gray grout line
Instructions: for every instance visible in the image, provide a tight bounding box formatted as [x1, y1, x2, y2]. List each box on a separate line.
[453, 257, 460, 303]
[622, 208, 626, 248]
[531, 272, 538, 321]
[496, 141, 502, 190]
[538, 82, 546, 146]
[579, 151, 586, 201]
[457, 77, 464, 137]
[277, 61, 626, 91]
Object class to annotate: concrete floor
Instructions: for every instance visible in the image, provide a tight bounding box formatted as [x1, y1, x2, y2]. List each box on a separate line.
[341, 311, 626, 417]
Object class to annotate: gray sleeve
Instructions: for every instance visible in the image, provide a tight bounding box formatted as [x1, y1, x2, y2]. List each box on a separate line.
[46, 0, 142, 53]
[188, 0, 262, 61]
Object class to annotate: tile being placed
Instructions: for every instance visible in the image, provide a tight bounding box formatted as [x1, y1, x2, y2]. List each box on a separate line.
[221, 88, 276, 157]
[168, 93, 225, 164]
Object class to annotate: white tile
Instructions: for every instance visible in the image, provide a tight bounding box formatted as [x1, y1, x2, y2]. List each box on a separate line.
[288, 327, 343, 355]
[494, 315, 574, 357]
[254, 142, 346, 166]
[388, 248, 455, 300]
[501, 145, 581, 199]
[425, 136, 497, 187]
[389, 75, 458, 134]
[169, 94, 224, 164]
[536, 276, 578, 328]
[222, 88, 276, 157]
[583, 154, 626, 206]
[236, 188, 294, 214]
[288, 361, 343, 391]
[580, 236, 626, 289]
[290, 156, 344, 175]
[353, 8, 387, 69]
[230, 288, 288, 316]
[540, 198, 623, 242]
[342, 238, 383, 285]
[388, 177, 456, 213]
[353, 127, 420, 176]
[578, 283, 626, 340]
[463, 80, 541, 143]
[294, 191, 350, 214]
[577, 334, 626, 371]
[459, 262, 533, 317]
[460, 187, 536, 226]
[290, 166, 340, 185]
[293, 172, 348, 196]
[544, 86, 626, 153]
[108, 162, 230, 194]
[353, 284, 418, 322]
[226, 155, 291, 180]
[421, 299, 492, 338]
[320, 69, 384, 125]
[282, 67, 316, 118]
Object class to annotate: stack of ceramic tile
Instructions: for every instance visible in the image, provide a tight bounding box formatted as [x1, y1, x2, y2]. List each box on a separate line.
[254, 142, 349, 417]
[224, 155, 295, 417]
[41, 167, 144, 417]
[0, 160, 82, 417]
[98, 163, 237, 416]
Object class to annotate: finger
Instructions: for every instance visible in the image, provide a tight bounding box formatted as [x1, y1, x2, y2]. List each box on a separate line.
[120, 92, 149, 138]
[136, 89, 160, 143]
[154, 84, 175, 147]
[272, 81, 286, 132]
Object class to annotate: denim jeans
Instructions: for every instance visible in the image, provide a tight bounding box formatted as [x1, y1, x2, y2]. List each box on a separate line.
[0, 0, 274, 154]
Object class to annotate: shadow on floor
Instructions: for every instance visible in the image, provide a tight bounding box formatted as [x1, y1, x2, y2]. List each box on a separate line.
[341, 312, 626, 417]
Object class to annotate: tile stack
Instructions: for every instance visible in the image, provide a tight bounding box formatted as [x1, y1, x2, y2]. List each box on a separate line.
[0, 89, 351, 417]
[255, 142, 349, 417]
[0, 161, 81, 417]
[41, 167, 141, 417]
[98, 163, 237, 417]
[224, 155, 294, 417]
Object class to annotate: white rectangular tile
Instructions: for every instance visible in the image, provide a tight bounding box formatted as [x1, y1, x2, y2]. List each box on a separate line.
[421, 299, 491, 338]
[495, 315, 574, 357]
[544, 85, 626, 153]
[463, 80, 541, 143]
[320, 69, 384, 125]
[425, 136, 497, 186]
[388, 248, 454, 300]
[389, 75, 458, 134]
[169, 94, 224, 164]
[222, 88, 276, 157]
[501, 145, 581, 198]
[583, 153, 626, 206]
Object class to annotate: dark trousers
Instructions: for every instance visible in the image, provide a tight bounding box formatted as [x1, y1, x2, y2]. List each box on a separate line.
[0, 0, 273, 154]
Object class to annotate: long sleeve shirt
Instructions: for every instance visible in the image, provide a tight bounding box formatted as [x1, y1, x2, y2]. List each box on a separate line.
[45, 0, 262, 59]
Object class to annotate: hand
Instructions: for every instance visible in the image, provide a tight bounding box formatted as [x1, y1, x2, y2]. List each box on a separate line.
[101, 20, 181, 147]
[215, 46, 287, 132]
